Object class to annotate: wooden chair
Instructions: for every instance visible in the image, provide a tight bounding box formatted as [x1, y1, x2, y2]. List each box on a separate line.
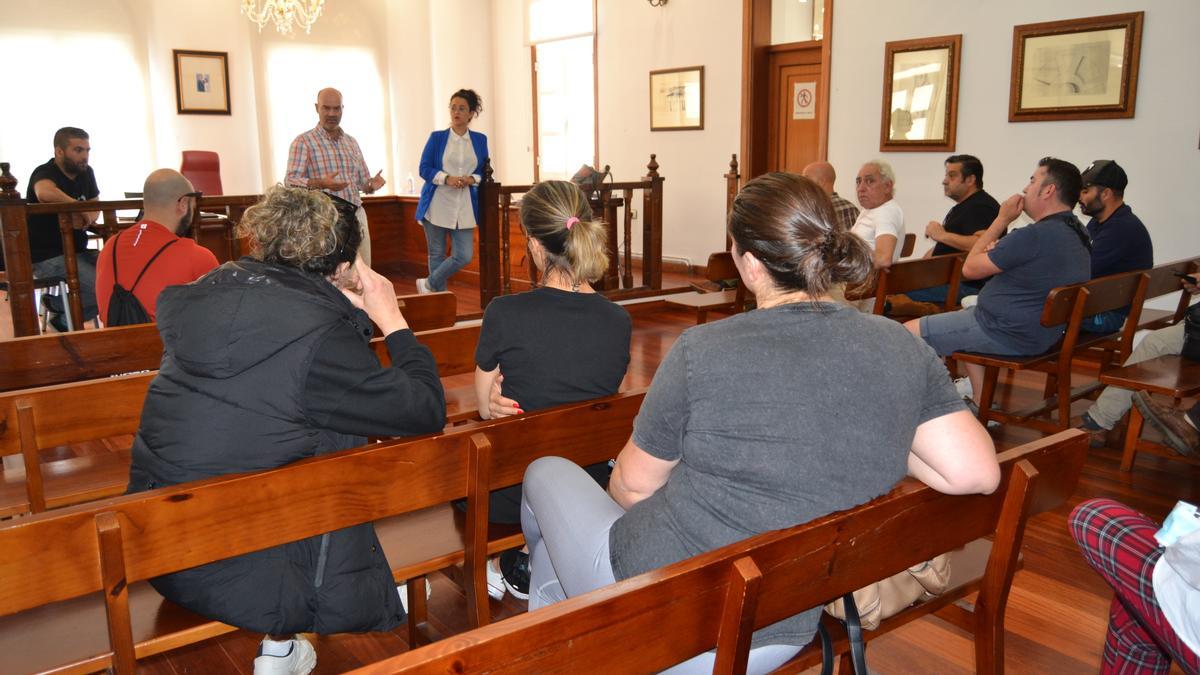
[665, 252, 751, 324]
[349, 431, 1087, 675]
[870, 253, 965, 317]
[1097, 355, 1200, 471]
[1131, 257, 1200, 331]
[900, 232, 916, 258]
[0, 323, 482, 517]
[952, 270, 1149, 433]
[0, 292, 459, 394]
[0, 390, 647, 673]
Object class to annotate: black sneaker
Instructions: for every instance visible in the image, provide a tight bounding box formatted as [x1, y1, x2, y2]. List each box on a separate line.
[499, 549, 530, 600]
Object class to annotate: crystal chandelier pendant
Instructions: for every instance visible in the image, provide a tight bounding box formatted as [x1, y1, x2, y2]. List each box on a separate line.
[241, 0, 325, 36]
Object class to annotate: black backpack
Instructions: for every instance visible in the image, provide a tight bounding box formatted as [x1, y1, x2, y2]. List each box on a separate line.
[106, 230, 177, 327]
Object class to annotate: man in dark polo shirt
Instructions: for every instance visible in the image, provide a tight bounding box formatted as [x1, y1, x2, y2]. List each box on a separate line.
[25, 127, 101, 330]
[1078, 160, 1153, 333]
[891, 154, 1000, 314]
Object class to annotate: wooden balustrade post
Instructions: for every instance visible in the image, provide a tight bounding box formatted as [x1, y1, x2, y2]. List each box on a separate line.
[500, 193, 513, 295]
[641, 154, 664, 290]
[57, 213, 85, 329]
[477, 159, 502, 309]
[600, 188, 620, 290]
[724, 154, 740, 251]
[622, 188, 634, 289]
[0, 162, 40, 336]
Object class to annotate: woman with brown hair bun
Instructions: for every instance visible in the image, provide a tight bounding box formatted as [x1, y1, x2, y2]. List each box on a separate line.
[518, 172, 999, 673]
[473, 179, 632, 600]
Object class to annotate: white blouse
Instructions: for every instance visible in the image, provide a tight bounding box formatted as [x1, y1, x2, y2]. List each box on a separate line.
[427, 129, 478, 230]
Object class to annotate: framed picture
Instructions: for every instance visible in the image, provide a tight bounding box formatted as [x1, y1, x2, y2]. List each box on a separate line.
[879, 34, 961, 152]
[173, 49, 231, 115]
[1009, 12, 1143, 122]
[649, 66, 704, 131]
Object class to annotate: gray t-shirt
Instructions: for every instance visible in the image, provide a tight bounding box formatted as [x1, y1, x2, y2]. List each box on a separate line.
[975, 211, 1092, 353]
[608, 302, 964, 647]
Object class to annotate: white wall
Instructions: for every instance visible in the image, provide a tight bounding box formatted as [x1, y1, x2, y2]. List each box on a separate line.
[827, 0, 1200, 275]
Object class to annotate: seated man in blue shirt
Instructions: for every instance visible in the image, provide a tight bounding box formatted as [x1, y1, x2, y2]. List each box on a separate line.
[1079, 160, 1153, 333]
[904, 157, 1093, 408]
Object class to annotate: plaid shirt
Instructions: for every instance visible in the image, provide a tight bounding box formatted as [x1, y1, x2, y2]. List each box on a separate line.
[286, 126, 371, 206]
[830, 192, 861, 232]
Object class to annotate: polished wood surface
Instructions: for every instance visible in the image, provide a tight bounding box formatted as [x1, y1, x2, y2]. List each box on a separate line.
[872, 253, 964, 315]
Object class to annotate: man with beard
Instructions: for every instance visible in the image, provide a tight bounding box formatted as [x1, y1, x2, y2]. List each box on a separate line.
[95, 169, 218, 324]
[26, 127, 102, 330]
[286, 87, 385, 266]
[1078, 160, 1153, 333]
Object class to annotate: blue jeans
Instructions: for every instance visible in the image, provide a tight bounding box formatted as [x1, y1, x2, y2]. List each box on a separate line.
[421, 219, 474, 292]
[1083, 310, 1127, 334]
[32, 250, 99, 321]
[905, 281, 982, 306]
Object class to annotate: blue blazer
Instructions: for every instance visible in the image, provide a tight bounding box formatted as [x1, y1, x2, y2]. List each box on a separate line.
[415, 128, 489, 226]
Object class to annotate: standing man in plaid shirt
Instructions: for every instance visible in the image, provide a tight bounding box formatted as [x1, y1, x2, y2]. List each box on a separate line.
[287, 87, 385, 265]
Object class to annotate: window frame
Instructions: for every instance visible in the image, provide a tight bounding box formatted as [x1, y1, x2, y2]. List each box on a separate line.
[530, 0, 598, 182]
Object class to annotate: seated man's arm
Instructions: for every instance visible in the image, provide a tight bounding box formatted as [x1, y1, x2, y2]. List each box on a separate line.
[963, 194, 1024, 280]
[926, 219, 984, 253]
[609, 438, 679, 510]
[873, 234, 898, 269]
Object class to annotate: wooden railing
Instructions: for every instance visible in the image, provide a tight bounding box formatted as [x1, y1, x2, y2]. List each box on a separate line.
[476, 155, 665, 308]
[0, 163, 258, 336]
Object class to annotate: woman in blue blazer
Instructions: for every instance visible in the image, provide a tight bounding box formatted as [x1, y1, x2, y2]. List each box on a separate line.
[414, 89, 489, 293]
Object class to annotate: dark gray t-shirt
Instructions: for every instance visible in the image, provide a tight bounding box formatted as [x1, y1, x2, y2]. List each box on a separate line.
[608, 302, 964, 647]
[975, 211, 1092, 354]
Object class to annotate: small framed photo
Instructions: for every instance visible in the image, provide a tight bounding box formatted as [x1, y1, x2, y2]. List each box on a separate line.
[649, 66, 704, 131]
[880, 34, 961, 152]
[1009, 12, 1143, 122]
[173, 49, 231, 115]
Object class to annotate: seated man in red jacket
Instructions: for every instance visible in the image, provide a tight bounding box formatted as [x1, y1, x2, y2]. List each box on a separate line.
[95, 169, 219, 324]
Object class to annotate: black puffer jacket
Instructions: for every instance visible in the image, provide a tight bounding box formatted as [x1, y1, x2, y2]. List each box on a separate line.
[127, 259, 446, 635]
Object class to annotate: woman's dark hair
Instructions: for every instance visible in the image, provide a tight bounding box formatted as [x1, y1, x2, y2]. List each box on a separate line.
[238, 185, 362, 277]
[728, 172, 873, 296]
[451, 89, 483, 117]
[519, 180, 608, 283]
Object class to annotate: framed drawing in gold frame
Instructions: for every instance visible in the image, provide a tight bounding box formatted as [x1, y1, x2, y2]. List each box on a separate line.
[649, 66, 704, 131]
[880, 34, 961, 152]
[173, 49, 231, 115]
[1009, 12, 1142, 122]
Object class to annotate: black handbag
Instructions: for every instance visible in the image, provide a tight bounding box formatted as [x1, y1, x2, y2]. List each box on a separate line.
[1181, 303, 1200, 362]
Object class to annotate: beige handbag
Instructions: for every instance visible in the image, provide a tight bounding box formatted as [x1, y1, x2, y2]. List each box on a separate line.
[824, 553, 952, 630]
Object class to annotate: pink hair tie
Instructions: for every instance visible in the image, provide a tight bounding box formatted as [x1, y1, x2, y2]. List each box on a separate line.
[565, 217, 580, 230]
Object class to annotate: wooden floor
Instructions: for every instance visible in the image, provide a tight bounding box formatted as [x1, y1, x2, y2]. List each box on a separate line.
[9, 277, 1200, 674]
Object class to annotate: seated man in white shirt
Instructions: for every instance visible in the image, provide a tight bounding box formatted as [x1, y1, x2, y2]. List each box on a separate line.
[851, 160, 905, 270]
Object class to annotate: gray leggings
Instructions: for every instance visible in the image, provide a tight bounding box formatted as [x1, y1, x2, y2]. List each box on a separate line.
[520, 456, 802, 674]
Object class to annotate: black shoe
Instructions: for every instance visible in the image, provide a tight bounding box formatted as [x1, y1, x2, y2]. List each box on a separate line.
[499, 549, 530, 600]
[1078, 413, 1108, 449]
[47, 311, 68, 333]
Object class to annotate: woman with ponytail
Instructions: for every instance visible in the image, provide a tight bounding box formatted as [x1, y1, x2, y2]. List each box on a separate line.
[517, 172, 1000, 673]
[473, 179, 632, 600]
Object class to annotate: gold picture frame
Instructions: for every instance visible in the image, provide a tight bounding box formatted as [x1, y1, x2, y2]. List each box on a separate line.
[1009, 12, 1143, 122]
[649, 66, 704, 131]
[173, 49, 231, 115]
[880, 34, 961, 152]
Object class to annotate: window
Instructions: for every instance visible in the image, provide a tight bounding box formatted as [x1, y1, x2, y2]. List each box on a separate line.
[528, 0, 595, 181]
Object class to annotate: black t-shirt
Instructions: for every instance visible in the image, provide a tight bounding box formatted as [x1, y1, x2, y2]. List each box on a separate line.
[475, 286, 631, 413]
[931, 189, 1000, 257]
[25, 159, 99, 262]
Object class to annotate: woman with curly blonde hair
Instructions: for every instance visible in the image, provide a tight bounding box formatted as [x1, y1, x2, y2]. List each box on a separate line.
[127, 185, 446, 675]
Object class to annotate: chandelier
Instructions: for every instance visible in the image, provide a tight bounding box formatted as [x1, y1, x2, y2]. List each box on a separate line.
[241, 0, 325, 35]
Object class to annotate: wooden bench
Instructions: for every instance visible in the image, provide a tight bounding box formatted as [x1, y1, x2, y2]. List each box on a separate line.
[0, 389, 646, 673]
[0, 323, 482, 517]
[0, 292, 459, 393]
[952, 270, 1149, 433]
[1097, 355, 1200, 471]
[350, 431, 1087, 675]
[1129, 257, 1200, 332]
[665, 252, 751, 324]
[870, 253, 965, 317]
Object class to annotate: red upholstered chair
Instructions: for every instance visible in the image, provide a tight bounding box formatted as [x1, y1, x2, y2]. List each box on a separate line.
[180, 151, 223, 195]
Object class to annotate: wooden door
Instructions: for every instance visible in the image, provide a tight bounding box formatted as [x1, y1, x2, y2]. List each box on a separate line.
[766, 44, 823, 174]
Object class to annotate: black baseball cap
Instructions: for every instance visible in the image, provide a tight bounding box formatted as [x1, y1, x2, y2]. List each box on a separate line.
[1081, 160, 1128, 192]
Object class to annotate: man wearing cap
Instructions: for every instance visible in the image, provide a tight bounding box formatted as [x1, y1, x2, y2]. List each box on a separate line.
[1079, 160, 1153, 333]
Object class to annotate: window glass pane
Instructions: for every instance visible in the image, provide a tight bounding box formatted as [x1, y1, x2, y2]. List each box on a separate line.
[264, 45, 388, 186]
[0, 32, 152, 199]
[770, 0, 824, 44]
[535, 36, 594, 181]
[528, 0, 593, 44]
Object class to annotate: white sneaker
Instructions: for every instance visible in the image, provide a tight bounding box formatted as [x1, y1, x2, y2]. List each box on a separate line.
[486, 557, 506, 600]
[954, 377, 973, 400]
[253, 636, 316, 675]
[416, 278, 431, 295]
[397, 580, 433, 613]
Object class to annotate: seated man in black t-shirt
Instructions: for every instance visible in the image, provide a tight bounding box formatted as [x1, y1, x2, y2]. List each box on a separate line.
[891, 154, 1000, 314]
[25, 126, 101, 330]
